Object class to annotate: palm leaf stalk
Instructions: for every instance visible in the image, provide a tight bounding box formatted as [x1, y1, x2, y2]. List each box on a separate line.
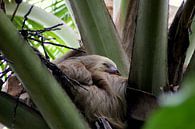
[0, 10, 88, 129]
[129, 0, 168, 95]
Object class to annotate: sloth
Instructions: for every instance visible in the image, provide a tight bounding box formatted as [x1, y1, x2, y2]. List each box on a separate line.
[57, 55, 128, 129]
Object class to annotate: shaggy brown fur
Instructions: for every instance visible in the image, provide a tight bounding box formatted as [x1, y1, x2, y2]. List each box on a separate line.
[58, 55, 128, 129]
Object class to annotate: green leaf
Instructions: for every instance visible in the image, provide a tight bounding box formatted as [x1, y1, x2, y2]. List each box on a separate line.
[6, 2, 80, 48]
[144, 97, 195, 129]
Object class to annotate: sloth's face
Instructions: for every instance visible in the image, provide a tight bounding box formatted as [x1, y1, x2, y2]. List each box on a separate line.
[78, 55, 120, 75]
[101, 62, 120, 75]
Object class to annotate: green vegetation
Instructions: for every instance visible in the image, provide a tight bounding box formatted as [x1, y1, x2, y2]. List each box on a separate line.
[0, 0, 195, 129]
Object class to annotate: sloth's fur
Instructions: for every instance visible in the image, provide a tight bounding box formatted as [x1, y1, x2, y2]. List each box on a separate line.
[58, 55, 128, 129]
